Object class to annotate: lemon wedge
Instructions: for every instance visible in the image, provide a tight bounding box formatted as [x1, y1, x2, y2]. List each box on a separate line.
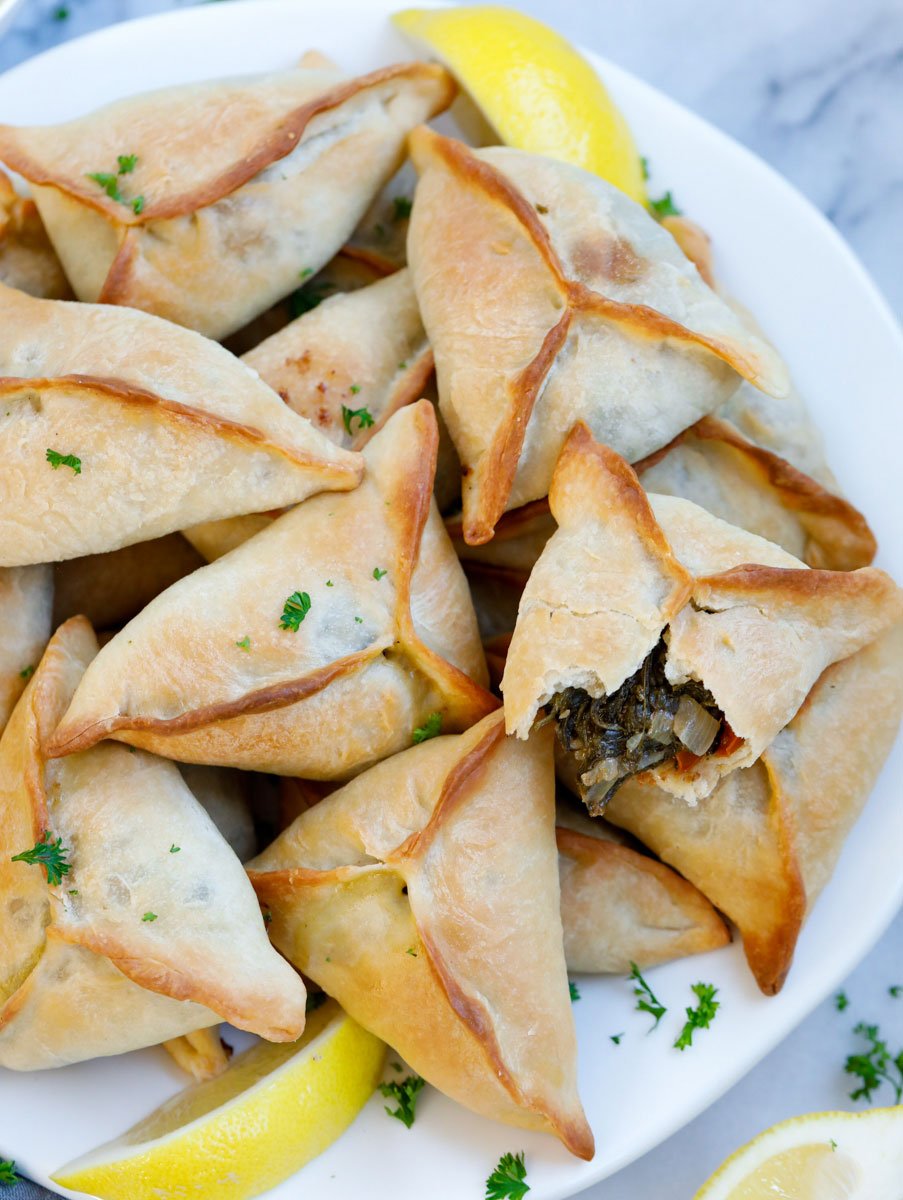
[53, 1000, 385, 1200]
[393, 5, 647, 205]
[694, 1107, 903, 1200]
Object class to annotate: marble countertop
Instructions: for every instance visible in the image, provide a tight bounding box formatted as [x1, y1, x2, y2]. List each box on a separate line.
[0, 2, 900, 1197]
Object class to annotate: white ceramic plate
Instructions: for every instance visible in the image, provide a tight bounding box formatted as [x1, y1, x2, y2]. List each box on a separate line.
[0, 0, 25, 38]
[1, 4, 901, 1198]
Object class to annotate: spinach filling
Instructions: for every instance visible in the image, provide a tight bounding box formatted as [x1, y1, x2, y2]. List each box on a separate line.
[546, 638, 728, 816]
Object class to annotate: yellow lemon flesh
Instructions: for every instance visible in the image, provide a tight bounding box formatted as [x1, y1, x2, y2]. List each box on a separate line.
[694, 1107, 903, 1200]
[53, 1000, 385, 1200]
[393, 5, 647, 205]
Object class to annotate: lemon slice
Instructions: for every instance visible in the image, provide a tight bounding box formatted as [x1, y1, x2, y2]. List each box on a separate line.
[53, 1000, 385, 1200]
[694, 1107, 903, 1200]
[393, 5, 647, 205]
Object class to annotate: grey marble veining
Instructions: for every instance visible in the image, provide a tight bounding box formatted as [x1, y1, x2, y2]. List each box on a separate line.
[0, 4, 900, 1199]
[1, 0, 901, 312]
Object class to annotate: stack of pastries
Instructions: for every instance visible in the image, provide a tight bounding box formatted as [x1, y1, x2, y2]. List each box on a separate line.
[0, 49, 900, 1164]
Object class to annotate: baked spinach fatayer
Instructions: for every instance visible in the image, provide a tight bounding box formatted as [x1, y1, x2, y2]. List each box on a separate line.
[501, 423, 903, 806]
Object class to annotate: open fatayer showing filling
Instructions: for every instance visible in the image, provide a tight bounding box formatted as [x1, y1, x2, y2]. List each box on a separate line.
[501, 423, 903, 810]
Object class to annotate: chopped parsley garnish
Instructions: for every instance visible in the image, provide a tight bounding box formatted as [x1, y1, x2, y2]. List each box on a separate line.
[406, 947, 417, 957]
[640, 155, 650, 180]
[52, 5, 69, 20]
[169, 845, 180, 854]
[485, 1151, 529, 1199]
[0, 1159, 20, 1185]
[300, 267, 314, 279]
[535, 202, 549, 214]
[649, 190, 682, 219]
[890, 985, 902, 999]
[142, 912, 157, 922]
[341, 405, 375, 436]
[390, 1061, 403, 1072]
[279, 591, 311, 632]
[830, 1138, 837, 1151]
[306, 991, 328, 1013]
[569, 981, 580, 1002]
[845, 1021, 903, 1105]
[86, 171, 123, 201]
[610, 1033, 624, 1045]
[325, 580, 334, 587]
[835, 991, 850, 1012]
[289, 279, 333, 318]
[86, 154, 143, 212]
[349, 384, 361, 395]
[378, 1074, 425, 1128]
[354, 616, 363, 624]
[629, 962, 667, 1030]
[392, 195, 413, 220]
[412, 712, 442, 744]
[68, 889, 79, 895]
[46, 448, 81, 474]
[18, 665, 34, 680]
[11, 831, 71, 886]
[398, 360, 408, 370]
[373, 567, 387, 581]
[674, 982, 720, 1051]
[235, 635, 251, 652]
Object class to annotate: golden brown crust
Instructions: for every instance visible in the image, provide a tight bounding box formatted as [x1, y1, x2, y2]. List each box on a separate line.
[660, 215, 715, 288]
[46, 647, 383, 757]
[384, 402, 500, 727]
[605, 766, 807, 995]
[503, 425, 902, 801]
[746, 763, 807, 995]
[553, 423, 692, 595]
[568, 283, 765, 385]
[417, 917, 591, 1159]
[601, 626, 903, 993]
[47, 402, 494, 773]
[1, 618, 308, 1064]
[163, 1027, 230, 1082]
[697, 561, 899, 606]
[1, 64, 456, 226]
[371, 347, 435, 443]
[249, 711, 592, 1158]
[555, 824, 732, 969]
[410, 129, 788, 544]
[465, 310, 572, 546]
[0, 172, 71, 299]
[502, 426, 695, 739]
[53, 534, 204, 631]
[423, 129, 563, 279]
[0, 373, 359, 475]
[336, 243, 401, 277]
[447, 498, 553, 592]
[252, 854, 590, 1158]
[636, 415, 876, 570]
[97, 231, 138, 305]
[398, 711, 506, 861]
[446, 496, 550, 548]
[53, 923, 299, 1041]
[419, 131, 572, 547]
[695, 417, 869, 532]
